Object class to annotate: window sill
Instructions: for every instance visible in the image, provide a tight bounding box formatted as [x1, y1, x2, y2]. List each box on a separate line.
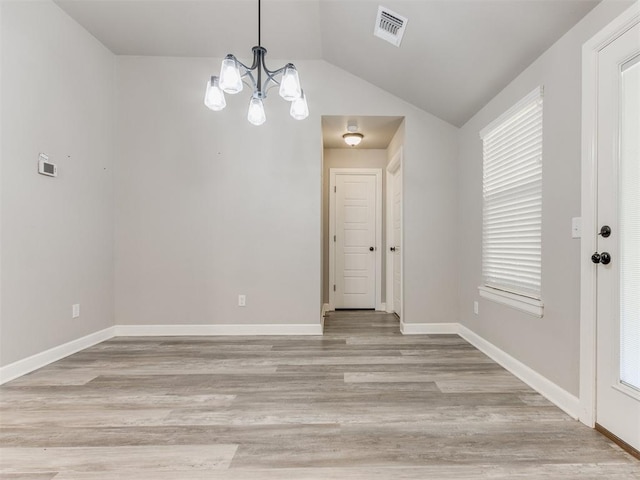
[478, 286, 544, 318]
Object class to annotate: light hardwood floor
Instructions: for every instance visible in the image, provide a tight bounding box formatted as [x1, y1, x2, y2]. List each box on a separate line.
[1, 311, 639, 479]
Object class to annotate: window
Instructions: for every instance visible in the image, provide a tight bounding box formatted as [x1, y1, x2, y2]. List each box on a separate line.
[478, 87, 544, 317]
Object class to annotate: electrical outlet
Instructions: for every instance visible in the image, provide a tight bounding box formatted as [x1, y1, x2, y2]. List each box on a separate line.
[72, 304, 80, 318]
[238, 295, 246, 307]
[473, 301, 479, 315]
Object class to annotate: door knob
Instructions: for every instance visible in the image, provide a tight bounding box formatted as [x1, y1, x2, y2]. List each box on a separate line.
[390, 247, 396, 252]
[599, 225, 611, 238]
[591, 252, 611, 265]
[369, 246, 374, 252]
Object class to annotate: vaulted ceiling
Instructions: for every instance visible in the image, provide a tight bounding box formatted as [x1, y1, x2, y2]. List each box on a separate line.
[54, 0, 600, 127]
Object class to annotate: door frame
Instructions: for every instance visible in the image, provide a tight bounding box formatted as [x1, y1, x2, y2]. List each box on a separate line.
[580, 2, 640, 428]
[385, 148, 403, 317]
[329, 168, 383, 311]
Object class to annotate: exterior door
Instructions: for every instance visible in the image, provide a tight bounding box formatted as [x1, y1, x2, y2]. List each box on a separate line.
[595, 21, 640, 452]
[333, 172, 378, 309]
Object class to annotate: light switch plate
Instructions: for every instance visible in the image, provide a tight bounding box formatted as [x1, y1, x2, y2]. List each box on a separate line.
[572, 217, 582, 239]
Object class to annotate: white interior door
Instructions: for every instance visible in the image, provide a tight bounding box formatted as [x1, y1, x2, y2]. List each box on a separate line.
[334, 173, 377, 309]
[391, 165, 402, 318]
[595, 22, 640, 451]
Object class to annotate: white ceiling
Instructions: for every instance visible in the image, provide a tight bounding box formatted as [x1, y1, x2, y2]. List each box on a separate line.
[322, 116, 404, 149]
[54, 0, 600, 127]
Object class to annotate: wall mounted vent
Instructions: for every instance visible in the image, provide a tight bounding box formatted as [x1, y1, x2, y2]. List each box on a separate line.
[374, 6, 408, 47]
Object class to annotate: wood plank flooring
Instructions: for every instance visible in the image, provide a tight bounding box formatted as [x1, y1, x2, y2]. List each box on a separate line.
[1, 311, 639, 479]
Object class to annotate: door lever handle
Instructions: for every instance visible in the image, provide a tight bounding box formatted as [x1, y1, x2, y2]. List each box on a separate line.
[390, 247, 396, 252]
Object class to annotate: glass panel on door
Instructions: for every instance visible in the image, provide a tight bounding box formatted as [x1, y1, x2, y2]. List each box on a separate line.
[619, 56, 640, 392]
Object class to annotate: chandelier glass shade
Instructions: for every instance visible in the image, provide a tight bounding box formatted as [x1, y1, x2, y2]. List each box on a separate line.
[204, 0, 308, 125]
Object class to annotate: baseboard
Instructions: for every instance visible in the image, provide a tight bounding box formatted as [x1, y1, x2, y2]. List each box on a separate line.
[398, 321, 580, 419]
[321, 303, 329, 317]
[458, 324, 580, 420]
[400, 321, 459, 335]
[114, 323, 324, 336]
[0, 326, 116, 385]
[0, 319, 581, 421]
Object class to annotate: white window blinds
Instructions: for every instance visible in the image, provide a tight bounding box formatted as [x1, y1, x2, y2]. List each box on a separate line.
[480, 87, 543, 300]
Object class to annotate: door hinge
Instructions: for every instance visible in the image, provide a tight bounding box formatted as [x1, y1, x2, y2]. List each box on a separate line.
[333, 284, 336, 292]
[333, 235, 336, 242]
[334, 186, 336, 193]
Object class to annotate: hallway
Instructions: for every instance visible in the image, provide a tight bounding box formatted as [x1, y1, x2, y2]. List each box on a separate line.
[1, 311, 638, 478]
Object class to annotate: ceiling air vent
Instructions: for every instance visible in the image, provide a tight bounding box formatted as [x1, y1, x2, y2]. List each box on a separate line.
[374, 6, 408, 47]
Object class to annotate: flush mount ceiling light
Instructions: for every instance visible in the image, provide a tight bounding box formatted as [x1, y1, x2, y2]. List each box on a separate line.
[204, 0, 309, 125]
[343, 121, 364, 146]
[343, 133, 364, 147]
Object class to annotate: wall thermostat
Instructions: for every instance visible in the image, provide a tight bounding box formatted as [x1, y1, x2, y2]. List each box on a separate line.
[38, 153, 57, 177]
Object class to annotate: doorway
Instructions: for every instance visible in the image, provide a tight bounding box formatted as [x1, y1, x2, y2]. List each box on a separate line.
[581, 3, 640, 455]
[320, 116, 405, 318]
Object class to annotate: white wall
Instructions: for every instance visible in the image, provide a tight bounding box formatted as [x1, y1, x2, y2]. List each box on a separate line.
[322, 148, 390, 305]
[115, 57, 458, 327]
[457, 0, 634, 396]
[0, 1, 115, 366]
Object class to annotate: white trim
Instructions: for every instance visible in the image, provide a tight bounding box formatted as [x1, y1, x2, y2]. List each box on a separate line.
[329, 168, 383, 311]
[387, 148, 402, 173]
[385, 148, 403, 320]
[0, 321, 580, 420]
[399, 322, 579, 419]
[114, 323, 324, 336]
[320, 304, 328, 334]
[458, 325, 580, 420]
[378, 302, 386, 312]
[1, 322, 323, 384]
[0, 327, 116, 385]
[478, 286, 544, 318]
[580, 2, 640, 428]
[479, 86, 544, 139]
[400, 322, 458, 335]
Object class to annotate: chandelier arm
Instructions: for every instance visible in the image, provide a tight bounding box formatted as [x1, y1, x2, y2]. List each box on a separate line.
[260, 63, 286, 95]
[242, 72, 257, 92]
[261, 55, 290, 77]
[263, 82, 280, 96]
[262, 77, 276, 95]
[229, 49, 258, 73]
[235, 59, 255, 73]
[263, 65, 287, 77]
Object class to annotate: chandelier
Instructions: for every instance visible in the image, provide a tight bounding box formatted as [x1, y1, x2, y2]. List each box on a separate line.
[204, 0, 309, 125]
